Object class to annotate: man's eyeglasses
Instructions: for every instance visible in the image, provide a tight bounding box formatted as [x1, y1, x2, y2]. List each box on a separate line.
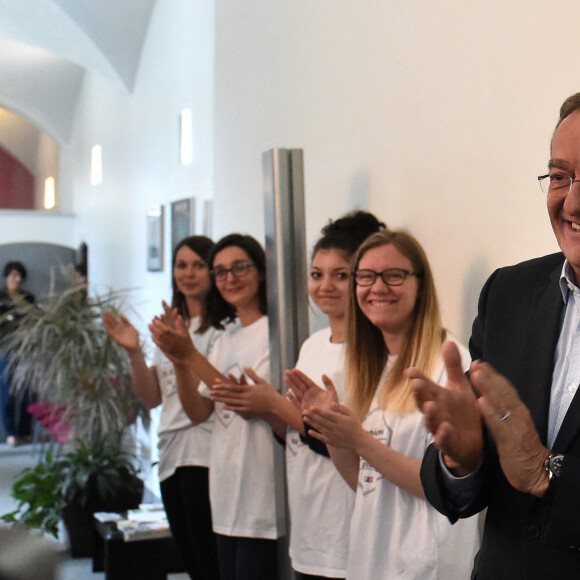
[538, 172, 580, 196]
[212, 262, 256, 282]
[354, 268, 420, 287]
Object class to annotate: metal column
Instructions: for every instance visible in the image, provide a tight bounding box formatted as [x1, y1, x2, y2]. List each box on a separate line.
[263, 148, 310, 389]
[262, 148, 309, 580]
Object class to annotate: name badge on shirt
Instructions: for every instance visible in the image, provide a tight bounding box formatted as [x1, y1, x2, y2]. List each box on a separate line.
[216, 362, 244, 428]
[358, 409, 392, 496]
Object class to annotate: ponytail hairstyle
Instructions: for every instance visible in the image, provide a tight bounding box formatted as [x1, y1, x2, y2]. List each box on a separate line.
[312, 210, 386, 261]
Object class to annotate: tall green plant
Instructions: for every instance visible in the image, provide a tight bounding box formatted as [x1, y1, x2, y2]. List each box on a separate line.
[3, 283, 145, 449]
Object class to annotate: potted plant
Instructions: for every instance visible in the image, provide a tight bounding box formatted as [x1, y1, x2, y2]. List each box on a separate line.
[0, 278, 146, 556]
[3, 441, 144, 555]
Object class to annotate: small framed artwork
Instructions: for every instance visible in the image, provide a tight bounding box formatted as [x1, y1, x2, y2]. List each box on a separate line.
[202, 199, 213, 238]
[171, 197, 195, 251]
[146, 205, 164, 271]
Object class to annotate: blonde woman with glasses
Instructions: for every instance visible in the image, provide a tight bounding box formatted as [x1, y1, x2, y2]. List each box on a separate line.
[288, 229, 479, 580]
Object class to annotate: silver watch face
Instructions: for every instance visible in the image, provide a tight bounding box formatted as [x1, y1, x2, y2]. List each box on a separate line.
[549, 454, 565, 478]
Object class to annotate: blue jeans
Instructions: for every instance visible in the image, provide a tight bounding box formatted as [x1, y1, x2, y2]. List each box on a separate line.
[0, 356, 31, 439]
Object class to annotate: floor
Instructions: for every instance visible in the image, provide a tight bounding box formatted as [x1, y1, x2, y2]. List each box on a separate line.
[0, 442, 189, 580]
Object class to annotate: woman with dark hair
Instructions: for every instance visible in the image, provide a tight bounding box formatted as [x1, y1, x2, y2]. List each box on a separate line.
[0, 260, 35, 446]
[103, 235, 219, 580]
[291, 229, 479, 579]
[201, 233, 268, 329]
[149, 233, 284, 580]
[211, 212, 385, 580]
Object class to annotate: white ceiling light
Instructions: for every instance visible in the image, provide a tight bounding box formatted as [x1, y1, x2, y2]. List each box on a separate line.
[180, 108, 193, 165]
[91, 145, 102, 185]
[44, 177, 55, 209]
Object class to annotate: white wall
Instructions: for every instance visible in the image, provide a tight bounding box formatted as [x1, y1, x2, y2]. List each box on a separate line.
[0, 1, 574, 358]
[69, 0, 215, 341]
[3, 0, 577, 346]
[0, 212, 76, 245]
[212, 0, 570, 343]
[7, 0, 574, 347]
[4, 2, 577, 351]
[65, 0, 215, 496]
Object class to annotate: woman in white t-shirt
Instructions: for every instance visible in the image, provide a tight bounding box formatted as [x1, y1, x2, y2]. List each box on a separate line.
[211, 211, 386, 580]
[103, 235, 220, 580]
[149, 233, 284, 580]
[292, 229, 480, 580]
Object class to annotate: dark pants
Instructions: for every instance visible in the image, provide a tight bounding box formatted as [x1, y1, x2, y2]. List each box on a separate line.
[215, 534, 278, 580]
[160, 466, 219, 580]
[0, 356, 31, 439]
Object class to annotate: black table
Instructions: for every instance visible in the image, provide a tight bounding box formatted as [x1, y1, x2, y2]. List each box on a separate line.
[93, 519, 185, 580]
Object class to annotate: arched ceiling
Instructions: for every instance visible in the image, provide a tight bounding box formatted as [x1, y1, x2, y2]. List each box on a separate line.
[0, 0, 157, 141]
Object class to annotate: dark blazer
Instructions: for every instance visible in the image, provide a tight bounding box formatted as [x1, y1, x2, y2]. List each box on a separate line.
[421, 252, 580, 579]
[0, 288, 35, 348]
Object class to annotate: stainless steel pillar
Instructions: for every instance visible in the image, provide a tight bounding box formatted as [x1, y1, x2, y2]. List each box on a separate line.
[263, 148, 310, 389]
[262, 148, 309, 580]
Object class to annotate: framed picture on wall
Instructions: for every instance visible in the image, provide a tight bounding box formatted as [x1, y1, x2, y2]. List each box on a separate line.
[171, 197, 195, 252]
[146, 205, 164, 271]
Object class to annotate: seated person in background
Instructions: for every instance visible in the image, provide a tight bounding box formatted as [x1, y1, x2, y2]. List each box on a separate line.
[0, 261, 35, 446]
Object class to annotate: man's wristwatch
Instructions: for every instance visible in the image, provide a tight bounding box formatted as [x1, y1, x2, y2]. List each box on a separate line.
[545, 454, 565, 481]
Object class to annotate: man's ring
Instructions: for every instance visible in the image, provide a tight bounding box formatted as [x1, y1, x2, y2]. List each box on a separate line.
[500, 410, 511, 421]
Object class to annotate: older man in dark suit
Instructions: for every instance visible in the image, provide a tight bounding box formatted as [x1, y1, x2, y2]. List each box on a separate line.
[410, 93, 580, 579]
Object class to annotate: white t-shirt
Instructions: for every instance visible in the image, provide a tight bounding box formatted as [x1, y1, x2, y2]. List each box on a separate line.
[199, 315, 286, 539]
[347, 339, 479, 580]
[152, 316, 218, 482]
[286, 327, 355, 577]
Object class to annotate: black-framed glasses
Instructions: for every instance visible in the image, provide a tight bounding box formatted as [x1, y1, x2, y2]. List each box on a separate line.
[354, 268, 420, 287]
[538, 172, 580, 196]
[212, 262, 256, 282]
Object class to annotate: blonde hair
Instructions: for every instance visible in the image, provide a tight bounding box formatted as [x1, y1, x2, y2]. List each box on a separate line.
[344, 230, 446, 417]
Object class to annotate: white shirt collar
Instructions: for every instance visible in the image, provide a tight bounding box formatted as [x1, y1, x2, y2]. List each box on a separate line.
[559, 259, 580, 302]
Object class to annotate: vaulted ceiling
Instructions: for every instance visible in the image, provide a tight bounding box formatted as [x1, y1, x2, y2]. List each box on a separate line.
[0, 0, 157, 142]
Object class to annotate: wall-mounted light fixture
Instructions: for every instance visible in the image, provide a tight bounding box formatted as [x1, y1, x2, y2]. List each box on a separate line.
[180, 108, 193, 165]
[44, 177, 56, 209]
[91, 145, 102, 185]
